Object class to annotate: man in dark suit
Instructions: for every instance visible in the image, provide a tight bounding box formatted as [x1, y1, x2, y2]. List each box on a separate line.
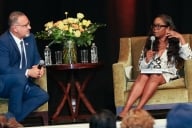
[0, 11, 49, 127]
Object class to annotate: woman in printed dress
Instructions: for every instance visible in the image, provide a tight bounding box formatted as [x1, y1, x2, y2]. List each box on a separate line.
[119, 14, 192, 118]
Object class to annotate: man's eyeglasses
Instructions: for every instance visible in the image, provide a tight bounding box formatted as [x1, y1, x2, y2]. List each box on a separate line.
[14, 22, 30, 27]
[151, 24, 168, 30]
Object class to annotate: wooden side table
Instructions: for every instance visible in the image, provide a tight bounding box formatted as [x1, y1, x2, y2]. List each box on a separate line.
[46, 63, 102, 123]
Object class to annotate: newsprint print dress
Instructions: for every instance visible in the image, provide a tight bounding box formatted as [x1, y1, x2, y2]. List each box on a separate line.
[139, 43, 192, 82]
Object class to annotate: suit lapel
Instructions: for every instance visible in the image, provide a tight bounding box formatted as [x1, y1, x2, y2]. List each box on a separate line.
[8, 32, 20, 55]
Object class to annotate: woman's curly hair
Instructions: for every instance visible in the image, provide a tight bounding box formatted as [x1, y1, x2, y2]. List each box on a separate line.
[120, 109, 154, 128]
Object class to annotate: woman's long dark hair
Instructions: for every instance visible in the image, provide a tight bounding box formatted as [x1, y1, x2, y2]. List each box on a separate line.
[144, 14, 183, 68]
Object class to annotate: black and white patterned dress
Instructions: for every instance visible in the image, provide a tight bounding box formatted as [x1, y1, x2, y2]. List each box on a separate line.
[139, 43, 192, 82]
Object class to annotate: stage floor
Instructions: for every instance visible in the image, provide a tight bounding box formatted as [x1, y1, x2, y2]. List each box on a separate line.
[24, 119, 166, 128]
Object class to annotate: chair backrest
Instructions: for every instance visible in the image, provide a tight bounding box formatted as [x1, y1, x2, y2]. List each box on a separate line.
[119, 34, 192, 80]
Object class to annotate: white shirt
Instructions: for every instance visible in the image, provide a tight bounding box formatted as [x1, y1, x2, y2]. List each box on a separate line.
[10, 32, 27, 69]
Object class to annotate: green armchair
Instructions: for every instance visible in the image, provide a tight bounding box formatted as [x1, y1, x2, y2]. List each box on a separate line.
[112, 34, 192, 114]
[0, 69, 48, 125]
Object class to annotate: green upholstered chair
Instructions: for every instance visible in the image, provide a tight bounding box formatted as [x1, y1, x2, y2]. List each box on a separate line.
[112, 34, 192, 115]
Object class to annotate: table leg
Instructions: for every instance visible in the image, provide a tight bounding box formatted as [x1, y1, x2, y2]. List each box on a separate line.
[75, 81, 96, 114]
[74, 72, 92, 115]
[52, 82, 71, 120]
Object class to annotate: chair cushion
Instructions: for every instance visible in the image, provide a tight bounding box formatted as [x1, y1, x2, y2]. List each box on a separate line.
[158, 78, 185, 89]
[126, 78, 185, 91]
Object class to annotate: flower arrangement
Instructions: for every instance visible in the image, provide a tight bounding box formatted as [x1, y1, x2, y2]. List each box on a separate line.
[36, 12, 105, 47]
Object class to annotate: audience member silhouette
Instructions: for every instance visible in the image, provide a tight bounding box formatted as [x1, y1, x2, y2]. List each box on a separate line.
[167, 103, 192, 128]
[89, 109, 116, 128]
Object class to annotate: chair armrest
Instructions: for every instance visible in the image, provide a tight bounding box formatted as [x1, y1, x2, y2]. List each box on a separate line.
[112, 63, 127, 107]
[34, 68, 48, 111]
[184, 60, 192, 101]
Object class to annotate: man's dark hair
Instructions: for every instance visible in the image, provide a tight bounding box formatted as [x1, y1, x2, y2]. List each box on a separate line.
[89, 109, 116, 128]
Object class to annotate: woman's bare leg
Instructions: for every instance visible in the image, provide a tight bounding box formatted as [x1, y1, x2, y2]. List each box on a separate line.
[119, 74, 149, 117]
[136, 74, 166, 109]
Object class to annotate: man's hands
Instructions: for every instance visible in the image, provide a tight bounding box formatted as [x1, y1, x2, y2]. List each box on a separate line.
[27, 65, 45, 78]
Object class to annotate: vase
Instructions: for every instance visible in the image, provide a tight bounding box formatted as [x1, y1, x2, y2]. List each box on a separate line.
[63, 40, 77, 64]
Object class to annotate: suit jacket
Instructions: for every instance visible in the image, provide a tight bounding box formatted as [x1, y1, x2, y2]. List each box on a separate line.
[0, 31, 41, 75]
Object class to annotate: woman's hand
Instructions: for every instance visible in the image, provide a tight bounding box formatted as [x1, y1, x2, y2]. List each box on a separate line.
[166, 30, 186, 45]
[146, 50, 155, 63]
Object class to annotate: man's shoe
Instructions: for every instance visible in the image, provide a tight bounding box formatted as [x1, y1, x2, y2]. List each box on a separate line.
[7, 118, 23, 128]
[0, 115, 7, 127]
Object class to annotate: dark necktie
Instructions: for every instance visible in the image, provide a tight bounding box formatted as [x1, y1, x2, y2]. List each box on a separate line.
[20, 41, 26, 68]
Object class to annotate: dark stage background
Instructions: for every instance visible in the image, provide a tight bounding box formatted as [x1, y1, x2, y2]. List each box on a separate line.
[1, 0, 192, 119]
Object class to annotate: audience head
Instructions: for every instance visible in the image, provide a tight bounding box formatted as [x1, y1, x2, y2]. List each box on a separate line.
[120, 108, 154, 128]
[89, 109, 116, 128]
[167, 103, 192, 128]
